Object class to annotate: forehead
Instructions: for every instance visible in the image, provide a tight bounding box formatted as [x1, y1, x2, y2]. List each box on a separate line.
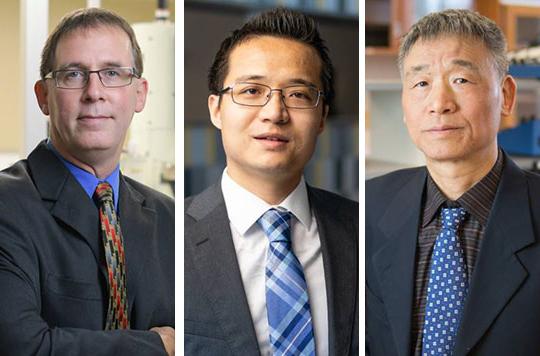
[403, 35, 493, 72]
[225, 35, 323, 87]
[54, 25, 132, 67]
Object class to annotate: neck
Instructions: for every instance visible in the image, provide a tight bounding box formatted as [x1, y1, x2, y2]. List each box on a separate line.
[426, 146, 498, 201]
[226, 167, 301, 205]
[51, 140, 120, 179]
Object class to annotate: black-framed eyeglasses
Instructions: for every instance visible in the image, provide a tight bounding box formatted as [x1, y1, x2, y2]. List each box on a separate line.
[44, 67, 140, 89]
[219, 82, 324, 109]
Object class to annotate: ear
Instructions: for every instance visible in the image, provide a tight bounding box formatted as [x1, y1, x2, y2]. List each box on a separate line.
[34, 80, 50, 115]
[317, 104, 329, 134]
[208, 94, 222, 129]
[501, 75, 517, 117]
[134, 78, 149, 113]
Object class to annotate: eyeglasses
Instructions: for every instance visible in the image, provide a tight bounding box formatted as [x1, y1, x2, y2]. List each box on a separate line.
[44, 67, 140, 89]
[220, 82, 324, 109]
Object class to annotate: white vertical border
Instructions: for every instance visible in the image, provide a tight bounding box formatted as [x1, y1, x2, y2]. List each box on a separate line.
[175, 0, 184, 353]
[358, 0, 366, 353]
[21, 0, 48, 156]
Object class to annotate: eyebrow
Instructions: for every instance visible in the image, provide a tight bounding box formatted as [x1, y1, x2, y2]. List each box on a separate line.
[405, 64, 429, 78]
[233, 75, 318, 87]
[451, 59, 479, 72]
[57, 61, 126, 70]
[405, 59, 480, 78]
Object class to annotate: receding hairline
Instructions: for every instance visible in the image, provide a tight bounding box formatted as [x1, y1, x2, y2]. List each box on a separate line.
[50, 24, 137, 71]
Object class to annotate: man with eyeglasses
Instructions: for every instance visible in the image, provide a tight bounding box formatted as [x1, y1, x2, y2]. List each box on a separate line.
[185, 8, 358, 356]
[0, 8, 174, 356]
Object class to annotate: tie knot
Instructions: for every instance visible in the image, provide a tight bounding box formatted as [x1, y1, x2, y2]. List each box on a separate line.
[441, 207, 466, 231]
[94, 182, 114, 204]
[257, 208, 291, 243]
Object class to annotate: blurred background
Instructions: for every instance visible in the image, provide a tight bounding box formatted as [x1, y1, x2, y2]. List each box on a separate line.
[184, 0, 359, 201]
[366, 0, 540, 178]
[0, 0, 175, 197]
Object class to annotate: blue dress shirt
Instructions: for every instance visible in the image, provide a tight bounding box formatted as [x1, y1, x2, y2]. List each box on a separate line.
[47, 141, 120, 210]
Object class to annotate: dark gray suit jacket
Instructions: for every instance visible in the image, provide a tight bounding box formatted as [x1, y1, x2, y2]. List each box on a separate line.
[366, 153, 540, 355]
[185, 182, 358, 355]
[0, 141, 174, 355]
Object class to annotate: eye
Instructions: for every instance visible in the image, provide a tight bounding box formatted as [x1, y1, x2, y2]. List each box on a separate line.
[65, 70, 85, 78]
[238, 86, 263, 96]
[454, 77, 469, 84]
[413, 81, 428, 88]
[290, 91, 308, 99]
[102, 69, 121, 78]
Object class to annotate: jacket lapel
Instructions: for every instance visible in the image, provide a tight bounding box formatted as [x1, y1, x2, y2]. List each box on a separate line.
[28, 142, 103, 272]
[117, 176, 156, 309]
[454, 157, 534, 355]
[372, 168, 427, 356]
[309, 187, 358, 356]
[185, 184, 260, 355]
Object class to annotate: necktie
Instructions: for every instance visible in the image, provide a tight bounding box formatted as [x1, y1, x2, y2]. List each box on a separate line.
[422, 207, 468, 355]
[94, 182, 130, 330]
[258, 209, 316, 356]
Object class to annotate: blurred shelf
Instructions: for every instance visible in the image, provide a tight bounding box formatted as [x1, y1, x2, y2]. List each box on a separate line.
[509, 64, 540, 78]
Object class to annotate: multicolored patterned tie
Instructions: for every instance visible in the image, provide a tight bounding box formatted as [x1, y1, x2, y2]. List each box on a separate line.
[422, 207, 468, 355]
[258, 208, 316, 356]
[94, 182, 130, 330]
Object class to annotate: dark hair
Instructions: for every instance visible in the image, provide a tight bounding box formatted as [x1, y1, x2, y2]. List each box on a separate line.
[398, 9, 508, 78]
[40, 7, 143, 79]
[208, 7, 334, 106]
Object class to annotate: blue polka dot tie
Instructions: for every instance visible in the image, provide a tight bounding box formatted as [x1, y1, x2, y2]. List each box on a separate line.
[422, 207, 468, 356]
[258, 209, 316, 356]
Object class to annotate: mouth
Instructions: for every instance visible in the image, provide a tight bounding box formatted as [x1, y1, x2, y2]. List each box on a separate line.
[78, 115, 111, 120]
[424, 125, 462, 133]
[253, 133, 290, 143]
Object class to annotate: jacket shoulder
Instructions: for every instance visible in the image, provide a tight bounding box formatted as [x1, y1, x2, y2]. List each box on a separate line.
[366, 167, 425, 201]
[122, 175, 174, 212]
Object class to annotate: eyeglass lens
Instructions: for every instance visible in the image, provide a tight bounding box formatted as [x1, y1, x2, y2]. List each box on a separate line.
[54, 68, 134, 88]
[231, 82, 319, 108]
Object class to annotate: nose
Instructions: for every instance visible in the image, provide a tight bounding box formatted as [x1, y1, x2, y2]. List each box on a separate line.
[259, 90, 289, 124]
[82, 72, 105, 102]
[428, 81, 457, 115]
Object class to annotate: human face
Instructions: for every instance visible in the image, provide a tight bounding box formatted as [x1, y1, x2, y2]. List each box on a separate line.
[35, 25, 147, 167]
[401, 35, 515, 165]
[208, 36, 327, 187]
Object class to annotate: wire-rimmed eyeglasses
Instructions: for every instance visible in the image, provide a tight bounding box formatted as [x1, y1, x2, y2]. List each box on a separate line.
[44, 67, 140, 89]
[219, 82, 324, 109]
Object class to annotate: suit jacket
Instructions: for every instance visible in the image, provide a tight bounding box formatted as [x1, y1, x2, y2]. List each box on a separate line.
[0, 141, 174, 355]
[184, 182, 358, 355]
[366, 153, 540, 355]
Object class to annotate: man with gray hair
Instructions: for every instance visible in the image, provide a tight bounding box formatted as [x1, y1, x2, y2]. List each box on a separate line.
[367, 9, 540, 355]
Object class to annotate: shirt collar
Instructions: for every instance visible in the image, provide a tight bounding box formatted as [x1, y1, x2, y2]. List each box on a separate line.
[221, 168, 312, 235]
[422, 149, 503, 227]
[47, 140, 121, 210]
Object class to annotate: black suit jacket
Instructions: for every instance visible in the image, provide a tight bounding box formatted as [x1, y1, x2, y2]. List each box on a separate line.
[185, 183, 358, 355]
[366, 153, 540, 355]
[0, 141, 174, 355]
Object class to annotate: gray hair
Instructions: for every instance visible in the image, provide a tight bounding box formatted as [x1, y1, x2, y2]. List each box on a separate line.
[398, 9, 508, 78]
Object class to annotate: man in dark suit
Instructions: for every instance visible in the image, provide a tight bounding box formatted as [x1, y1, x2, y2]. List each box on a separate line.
[367, 9, 540, 355]
[0, 8, 174, 355]
[185, 8, 358, 356]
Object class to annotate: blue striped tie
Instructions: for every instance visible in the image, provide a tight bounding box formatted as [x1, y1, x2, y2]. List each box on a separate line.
[258, 209, 316, 356]
[422, 207, 468, 355]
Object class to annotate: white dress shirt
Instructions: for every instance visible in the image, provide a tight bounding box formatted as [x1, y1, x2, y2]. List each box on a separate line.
[221, 169, 329, 356]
